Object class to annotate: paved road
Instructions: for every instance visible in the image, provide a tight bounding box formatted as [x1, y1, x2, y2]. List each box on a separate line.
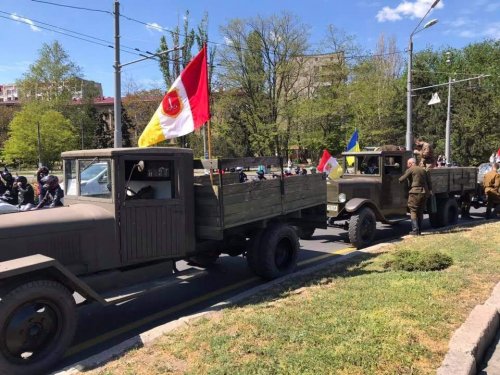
[55, 208, 487, 371]
[480, 329, 500, 374]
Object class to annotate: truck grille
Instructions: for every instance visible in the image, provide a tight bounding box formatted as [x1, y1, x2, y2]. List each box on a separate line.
[327, 182, 339, 202]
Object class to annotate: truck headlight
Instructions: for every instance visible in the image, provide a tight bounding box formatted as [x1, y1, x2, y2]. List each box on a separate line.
[339, 193, 347, 203]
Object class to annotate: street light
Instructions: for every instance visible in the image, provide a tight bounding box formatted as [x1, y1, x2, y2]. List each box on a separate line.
[406, 0, 441, 151]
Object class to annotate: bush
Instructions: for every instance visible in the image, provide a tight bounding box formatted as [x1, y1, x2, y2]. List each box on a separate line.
[385, 249, 453, 272]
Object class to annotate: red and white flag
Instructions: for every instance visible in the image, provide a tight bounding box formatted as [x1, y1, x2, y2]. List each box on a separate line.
[139, 46, 210, 147]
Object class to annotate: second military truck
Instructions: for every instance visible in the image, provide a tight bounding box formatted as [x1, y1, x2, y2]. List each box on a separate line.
[327, 150, 478, 248]
[0, 147, 326, 374]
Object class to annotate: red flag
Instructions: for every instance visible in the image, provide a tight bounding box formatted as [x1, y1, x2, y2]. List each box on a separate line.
[139, 46, 210, 147]
[317, 149, 332, 172]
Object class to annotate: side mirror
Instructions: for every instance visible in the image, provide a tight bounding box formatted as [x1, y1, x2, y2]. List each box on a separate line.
[137, 161, 145, 173]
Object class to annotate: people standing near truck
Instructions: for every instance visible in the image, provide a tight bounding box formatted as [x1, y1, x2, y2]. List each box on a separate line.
[399, 158, 433, 235]
[484, 162, 500, 219]
[414, 138, 435, 169]
[33, 175, 64, 210]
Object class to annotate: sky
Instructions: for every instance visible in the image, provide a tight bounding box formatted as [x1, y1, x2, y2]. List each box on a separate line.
[1, 0, 499, 97]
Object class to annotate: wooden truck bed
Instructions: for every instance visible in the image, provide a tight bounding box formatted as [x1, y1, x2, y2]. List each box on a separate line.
[193, 158, 326, 240]
[428, 167, 477, 195]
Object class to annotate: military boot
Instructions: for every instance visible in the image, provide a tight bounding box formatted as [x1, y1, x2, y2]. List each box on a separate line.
[410, 219, 419, 235]
[417, 217, 423, 235]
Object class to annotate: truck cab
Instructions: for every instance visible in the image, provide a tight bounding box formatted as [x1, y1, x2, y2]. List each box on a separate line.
[61, 147, 196, 270]
[327, 150, 412, 224]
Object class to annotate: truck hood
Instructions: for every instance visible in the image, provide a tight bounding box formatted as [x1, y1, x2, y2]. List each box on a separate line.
[327, 178, 380, 203]
[0, 204, 114, 240]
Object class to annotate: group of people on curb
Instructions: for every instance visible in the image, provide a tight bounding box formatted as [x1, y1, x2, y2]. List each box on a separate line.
[399, 138, 500, 235]
[0, 166, 64, 214]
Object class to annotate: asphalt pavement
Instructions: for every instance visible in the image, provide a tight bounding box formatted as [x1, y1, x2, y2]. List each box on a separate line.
[54, 207, 487, 373]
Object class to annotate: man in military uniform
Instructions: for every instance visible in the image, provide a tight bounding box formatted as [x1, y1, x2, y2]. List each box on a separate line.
[484, 162, 500, 219]
[414, 138, 435, 169]
[399, 158, 433, 235]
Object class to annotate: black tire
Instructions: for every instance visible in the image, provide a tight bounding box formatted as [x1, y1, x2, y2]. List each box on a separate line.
[0, 280, 77, 375]
[296, 227, 315, 240]
[437, 198, 459, 227]
[429, 212, 441, 228]
[187, 252, 219, 267]
[245, 229, 264, 274]
[348, 207, 376, 249]
[253, 223, 300, 280]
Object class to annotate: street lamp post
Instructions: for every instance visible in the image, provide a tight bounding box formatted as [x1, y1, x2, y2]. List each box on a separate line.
[406, 0, 441, 151]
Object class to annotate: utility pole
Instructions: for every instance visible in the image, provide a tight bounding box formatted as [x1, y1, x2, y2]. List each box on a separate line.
[113, 0, 122, 148]
[445, 51, 452, 166]
[37, 121, 42, 168]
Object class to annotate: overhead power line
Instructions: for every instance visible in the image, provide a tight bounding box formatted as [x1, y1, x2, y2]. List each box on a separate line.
[30, 0, 406, 62]
[31, 0, 112, 14]
[0, 10, 182, 63]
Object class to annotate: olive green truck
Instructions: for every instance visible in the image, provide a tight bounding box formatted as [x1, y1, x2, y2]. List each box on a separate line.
[0, 147, 326, 374]
[327, 150, 478, 248]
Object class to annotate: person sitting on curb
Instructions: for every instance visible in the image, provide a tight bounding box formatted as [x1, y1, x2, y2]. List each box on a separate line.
[32, 175, 64, 210]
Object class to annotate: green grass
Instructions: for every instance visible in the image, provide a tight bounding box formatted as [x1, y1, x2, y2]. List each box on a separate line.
[91, 222, 500, 375]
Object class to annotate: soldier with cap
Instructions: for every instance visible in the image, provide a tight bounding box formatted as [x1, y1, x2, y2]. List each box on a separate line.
[399, 158, 433, 235]
[414, 138, 435, 169]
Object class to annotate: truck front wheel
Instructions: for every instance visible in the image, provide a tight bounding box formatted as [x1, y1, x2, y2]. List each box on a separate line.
[348, 207, 376, 249]
[0, 280, 77, 375]
[253, 223, 300, 280]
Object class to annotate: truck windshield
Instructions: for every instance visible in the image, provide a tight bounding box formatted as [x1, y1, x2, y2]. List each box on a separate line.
[344, 156, 380, 175]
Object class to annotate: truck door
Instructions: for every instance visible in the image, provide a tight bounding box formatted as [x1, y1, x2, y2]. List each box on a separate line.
[117, 156, 193, 264]
[381, 154, 407, 216]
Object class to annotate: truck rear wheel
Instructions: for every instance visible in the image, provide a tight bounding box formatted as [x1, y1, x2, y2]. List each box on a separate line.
[0, 280, 77, 375]
[296, 227, 315, 240]
[253, 223, 299, 280]
[437, 198, 459, 227]
[348, 207, 376, 249]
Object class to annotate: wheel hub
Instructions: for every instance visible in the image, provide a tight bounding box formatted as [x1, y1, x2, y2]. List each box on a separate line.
[4, 302, 59, 360]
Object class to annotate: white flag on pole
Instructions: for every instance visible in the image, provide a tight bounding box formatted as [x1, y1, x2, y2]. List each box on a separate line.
[428, 92, 441, 105]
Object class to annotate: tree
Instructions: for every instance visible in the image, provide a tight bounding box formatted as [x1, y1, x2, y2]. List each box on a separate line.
[411, 40, 500, 165]
[219, 12, 309, 156]
[3, 103, 77, 167]
[122, 87, 163, 146]
[121, 105, 133, 147]
[16, 41, 82, 105]
[0, 106, 19, 151]
[92, 110, 112, 149]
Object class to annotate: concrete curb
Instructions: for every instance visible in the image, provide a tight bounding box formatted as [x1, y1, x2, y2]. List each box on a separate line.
[437, 282, 500, 375]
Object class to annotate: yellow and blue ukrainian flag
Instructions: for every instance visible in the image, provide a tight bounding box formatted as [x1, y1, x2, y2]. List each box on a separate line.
[346, 129, 360, 166]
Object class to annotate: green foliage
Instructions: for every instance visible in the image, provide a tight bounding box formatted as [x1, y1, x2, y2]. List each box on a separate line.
[3, 103, 77, 167]
[384, 249, 453, 272]
[0, 106, 20, 150]
[92, 110, 112, 149]
[411, 40, 500, 165]
[16, 40, 82, 104]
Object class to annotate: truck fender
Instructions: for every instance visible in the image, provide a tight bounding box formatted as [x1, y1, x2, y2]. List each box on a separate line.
[344, 198, 385, 221]
[0, 254, 107, 305]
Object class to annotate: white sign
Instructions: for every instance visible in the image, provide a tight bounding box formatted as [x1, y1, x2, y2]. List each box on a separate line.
[428, 92, 441, 105]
